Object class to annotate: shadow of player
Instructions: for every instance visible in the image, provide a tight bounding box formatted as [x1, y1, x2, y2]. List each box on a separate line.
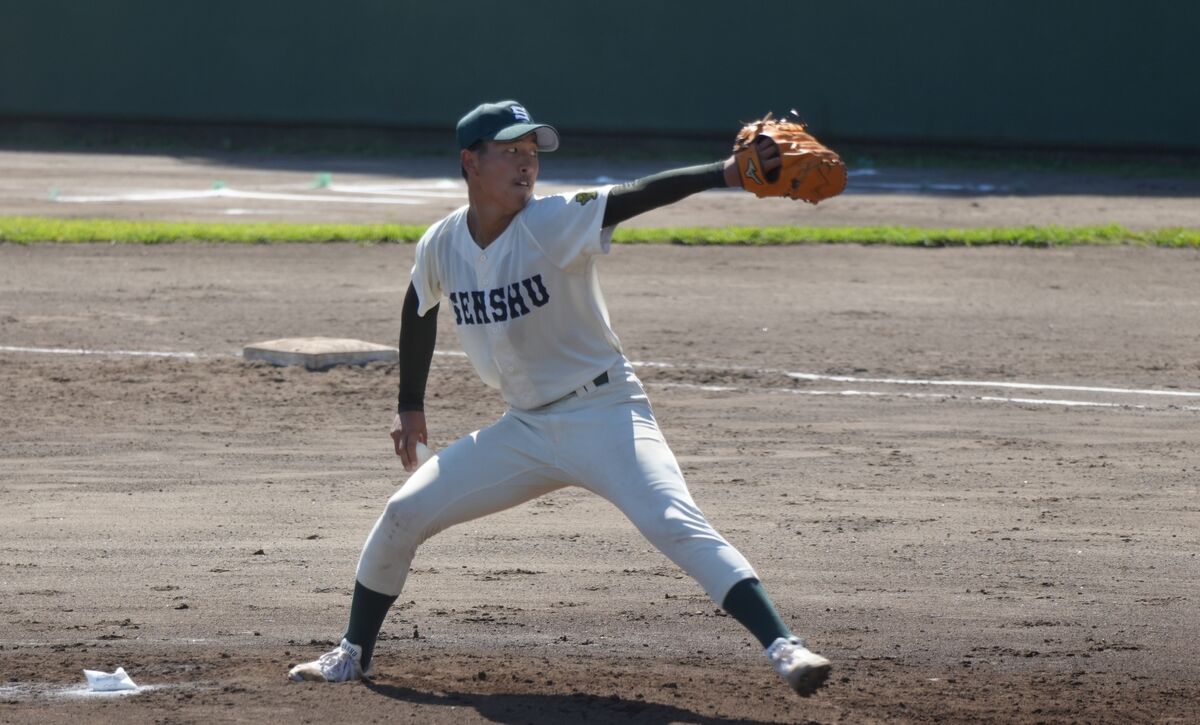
[364, 680, 798, 725]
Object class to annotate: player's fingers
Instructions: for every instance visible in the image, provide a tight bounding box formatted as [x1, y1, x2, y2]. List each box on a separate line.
[755, 135, 780, 157]
[403, 437, 419, 473]
[397, 439, 413, 471]
[753, 137, 782, 174]
[391, 429, 404, 457]
[763, 154, 782, 172]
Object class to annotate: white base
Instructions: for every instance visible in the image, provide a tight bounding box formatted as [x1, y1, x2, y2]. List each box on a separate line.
[243, 337, 397, 370]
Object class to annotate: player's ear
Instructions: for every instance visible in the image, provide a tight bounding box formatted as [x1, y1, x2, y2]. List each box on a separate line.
[460, 148, 478, 179]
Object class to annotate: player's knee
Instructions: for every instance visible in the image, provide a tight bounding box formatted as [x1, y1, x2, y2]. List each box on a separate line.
[641, 505, 712, 547]
[379, 498, 433, 549]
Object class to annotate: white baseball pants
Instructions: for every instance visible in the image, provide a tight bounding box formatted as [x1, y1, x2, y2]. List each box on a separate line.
[355, 360, 757, 604]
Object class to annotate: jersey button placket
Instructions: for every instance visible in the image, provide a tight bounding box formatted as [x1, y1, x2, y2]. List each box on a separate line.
[477, 251, 519, 381]
[474, 252, 491, 327]
[476, 252, 496, 336]
[476, 253, 506, 374]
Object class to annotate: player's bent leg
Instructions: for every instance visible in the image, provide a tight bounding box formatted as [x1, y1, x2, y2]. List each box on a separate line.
[290, 413, 563, 683]
[354, 417, 565, 596]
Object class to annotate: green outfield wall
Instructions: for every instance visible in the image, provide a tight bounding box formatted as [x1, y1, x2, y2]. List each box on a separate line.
[1, 1, 1196, 150]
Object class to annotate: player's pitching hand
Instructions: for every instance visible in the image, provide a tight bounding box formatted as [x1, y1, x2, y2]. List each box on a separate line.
[390, 411, 428, 472]
[723, 135, 781, 187]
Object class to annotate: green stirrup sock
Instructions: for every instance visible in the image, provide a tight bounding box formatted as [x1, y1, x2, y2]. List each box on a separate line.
[721, 578, 792, 649]
[343, 580, 399, 671]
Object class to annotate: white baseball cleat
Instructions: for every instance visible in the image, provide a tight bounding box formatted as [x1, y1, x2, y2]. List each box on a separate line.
[765, 636, 831, 696]
[287, 638, 366, 682]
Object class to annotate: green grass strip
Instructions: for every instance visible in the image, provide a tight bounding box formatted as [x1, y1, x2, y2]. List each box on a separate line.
[1, 217, 1197, 247]
[617, 224, 1200, 247]
[0, 217, 427, 245]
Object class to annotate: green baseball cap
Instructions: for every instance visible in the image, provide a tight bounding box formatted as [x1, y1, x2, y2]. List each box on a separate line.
[456, 100, 559, 152]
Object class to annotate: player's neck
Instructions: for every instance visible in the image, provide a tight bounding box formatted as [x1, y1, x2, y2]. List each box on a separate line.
[465, 201, 521, 249]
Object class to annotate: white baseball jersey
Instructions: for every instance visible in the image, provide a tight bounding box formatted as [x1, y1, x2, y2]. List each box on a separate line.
[360, 183, 760, 613]
[409, 187, 624, 410]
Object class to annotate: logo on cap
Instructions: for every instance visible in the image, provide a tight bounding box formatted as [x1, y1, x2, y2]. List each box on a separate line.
[510, 105, 532, 122]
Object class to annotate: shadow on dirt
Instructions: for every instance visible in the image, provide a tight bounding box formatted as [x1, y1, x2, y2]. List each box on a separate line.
[365, 680, 800, 725]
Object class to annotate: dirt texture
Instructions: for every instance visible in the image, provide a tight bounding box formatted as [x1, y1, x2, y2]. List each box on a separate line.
[1, 151, 1199, 724]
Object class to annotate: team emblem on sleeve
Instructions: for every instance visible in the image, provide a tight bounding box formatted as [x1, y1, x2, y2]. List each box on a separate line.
[574, 191, 599, 206]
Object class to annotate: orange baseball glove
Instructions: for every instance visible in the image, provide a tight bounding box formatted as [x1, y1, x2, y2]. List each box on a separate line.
[733, 112, 847, 204]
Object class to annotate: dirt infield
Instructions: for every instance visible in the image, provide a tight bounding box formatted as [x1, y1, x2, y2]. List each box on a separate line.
[2, 153, 1199, 723]
[4, 148, 1200, 229]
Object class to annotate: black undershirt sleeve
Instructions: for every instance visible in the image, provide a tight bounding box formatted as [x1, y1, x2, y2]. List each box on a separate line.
[602, 161, 728, 228]
[397, 282, 438, 413]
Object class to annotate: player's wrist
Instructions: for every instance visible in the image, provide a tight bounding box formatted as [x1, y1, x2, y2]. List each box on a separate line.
[722, 158, 741, 188]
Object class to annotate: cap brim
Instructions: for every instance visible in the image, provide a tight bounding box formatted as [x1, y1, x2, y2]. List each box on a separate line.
[492, 123, 559, 152]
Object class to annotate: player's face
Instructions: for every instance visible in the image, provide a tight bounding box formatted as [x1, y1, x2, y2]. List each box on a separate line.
[467, 134, 540, 212]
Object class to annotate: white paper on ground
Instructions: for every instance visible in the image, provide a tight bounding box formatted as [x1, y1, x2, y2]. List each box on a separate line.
[83, 667, 138, 691]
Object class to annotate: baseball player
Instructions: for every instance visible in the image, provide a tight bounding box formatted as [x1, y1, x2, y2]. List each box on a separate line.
[288, 100, 832, 696]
